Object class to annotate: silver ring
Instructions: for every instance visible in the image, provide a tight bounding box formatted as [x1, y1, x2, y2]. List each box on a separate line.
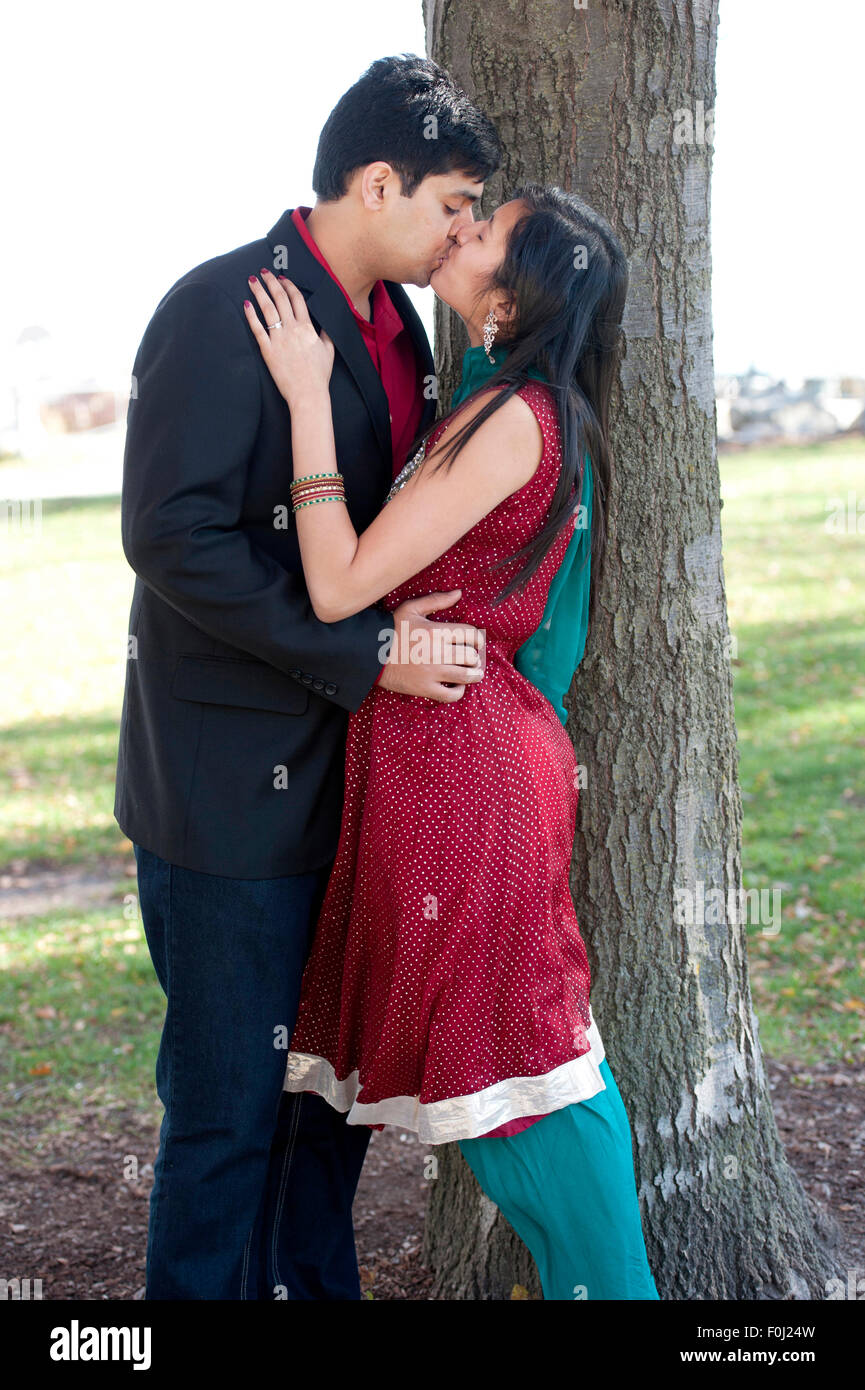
[267, 319, 283, 331]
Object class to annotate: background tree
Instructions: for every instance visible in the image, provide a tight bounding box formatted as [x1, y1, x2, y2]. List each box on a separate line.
[422, 0, 844, 1300]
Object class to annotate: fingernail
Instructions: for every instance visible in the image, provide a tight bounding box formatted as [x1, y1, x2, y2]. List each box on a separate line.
[243, 299, 251, 308]
[248, 275, 257, 284]
[260, 267, 269, 275]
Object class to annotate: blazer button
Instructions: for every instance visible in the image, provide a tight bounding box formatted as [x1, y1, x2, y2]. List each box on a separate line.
[301, 673, 312, 685]
[289, 668, 301, 678]
[312, 678, 324, 691]
[324, 682, 337, 695]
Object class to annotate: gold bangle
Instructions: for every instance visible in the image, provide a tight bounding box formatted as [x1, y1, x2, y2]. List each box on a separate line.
[290, 472, 343, 491]
[290, 483, 346, 506]
[290, 483, 345, 499]
[291, 476, 345, 488]
[290, 476, 346, 493]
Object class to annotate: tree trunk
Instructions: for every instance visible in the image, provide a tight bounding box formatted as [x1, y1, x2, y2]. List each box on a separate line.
[422, 0, 843, 1300]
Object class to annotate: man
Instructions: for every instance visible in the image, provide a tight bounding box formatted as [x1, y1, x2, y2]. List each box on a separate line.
[115, 53, 502, 1300]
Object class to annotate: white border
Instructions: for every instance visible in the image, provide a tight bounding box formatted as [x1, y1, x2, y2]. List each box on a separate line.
[283, 1011, 607, 1144]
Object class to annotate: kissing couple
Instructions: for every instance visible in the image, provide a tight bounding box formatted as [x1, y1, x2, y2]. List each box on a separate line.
[116, 53, 658, 1302]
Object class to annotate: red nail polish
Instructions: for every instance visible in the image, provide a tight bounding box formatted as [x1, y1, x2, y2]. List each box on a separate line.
[248, 275, 257, 284]
[260, 267, 269, 275]
[243, 299, 251, 308]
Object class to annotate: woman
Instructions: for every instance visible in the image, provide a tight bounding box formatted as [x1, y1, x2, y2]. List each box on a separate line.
[243, 183, 658, 1301]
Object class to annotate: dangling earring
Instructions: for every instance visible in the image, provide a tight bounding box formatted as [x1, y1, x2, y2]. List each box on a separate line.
[483, 309, 499, 364]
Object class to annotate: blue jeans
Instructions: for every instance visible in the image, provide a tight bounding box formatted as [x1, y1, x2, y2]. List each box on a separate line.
[135, 843, 372, 1300]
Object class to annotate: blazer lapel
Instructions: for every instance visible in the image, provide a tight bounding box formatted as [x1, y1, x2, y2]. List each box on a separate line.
[266, 210, 436, 463]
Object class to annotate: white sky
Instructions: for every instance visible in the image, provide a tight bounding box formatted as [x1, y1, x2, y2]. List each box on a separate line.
[1, 0, 862, 391]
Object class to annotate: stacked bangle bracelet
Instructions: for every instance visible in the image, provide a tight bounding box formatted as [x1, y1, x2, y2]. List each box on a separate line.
[290, 472, 345, 512]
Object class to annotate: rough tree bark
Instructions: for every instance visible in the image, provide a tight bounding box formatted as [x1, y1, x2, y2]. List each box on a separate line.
[421, 0, 844, 1300]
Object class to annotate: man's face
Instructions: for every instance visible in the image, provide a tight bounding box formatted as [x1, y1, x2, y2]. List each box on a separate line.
[375, 170, 487, 287]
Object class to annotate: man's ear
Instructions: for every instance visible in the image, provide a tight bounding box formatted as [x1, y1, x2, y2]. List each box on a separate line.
[359, 162, 394, 210]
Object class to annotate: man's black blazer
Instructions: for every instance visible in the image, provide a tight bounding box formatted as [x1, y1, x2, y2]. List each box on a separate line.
[114, 209, 437, 878]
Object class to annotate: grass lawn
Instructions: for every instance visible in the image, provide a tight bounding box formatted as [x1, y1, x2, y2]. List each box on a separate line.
[0, 496, 133, 866]
[720, 437, 865, 1062]
[0, 901, 164, 1135]
[1, 440, 863, 1132]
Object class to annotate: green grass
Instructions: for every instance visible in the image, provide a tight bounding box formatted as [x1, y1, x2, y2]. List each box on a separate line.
[720, 436, 865, 1062]
[0, 497, 134, 866]
[0, 902, 165, 1131]
[1, 442, 863, 1138]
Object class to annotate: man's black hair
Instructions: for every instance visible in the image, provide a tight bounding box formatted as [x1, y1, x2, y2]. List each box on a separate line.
[312, 53, 502, 200]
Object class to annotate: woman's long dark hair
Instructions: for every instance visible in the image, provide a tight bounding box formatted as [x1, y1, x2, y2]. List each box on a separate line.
[412, 183, 628, 622]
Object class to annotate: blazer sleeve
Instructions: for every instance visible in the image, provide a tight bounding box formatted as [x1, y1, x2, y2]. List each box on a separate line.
[121, 279, 391, 714]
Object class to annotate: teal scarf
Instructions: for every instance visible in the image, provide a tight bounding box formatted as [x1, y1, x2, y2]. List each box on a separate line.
[450, 343, 593, 727]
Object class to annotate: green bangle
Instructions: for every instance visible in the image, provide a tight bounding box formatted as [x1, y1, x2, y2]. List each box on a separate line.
[292, 494, 346, 511]
[290, 472, 344, 490]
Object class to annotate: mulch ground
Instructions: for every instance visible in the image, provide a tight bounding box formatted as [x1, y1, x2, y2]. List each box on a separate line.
[1, 1057, 862, 1301]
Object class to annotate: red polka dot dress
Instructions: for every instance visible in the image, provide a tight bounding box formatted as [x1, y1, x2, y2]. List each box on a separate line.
[283, 380, 607, 1143]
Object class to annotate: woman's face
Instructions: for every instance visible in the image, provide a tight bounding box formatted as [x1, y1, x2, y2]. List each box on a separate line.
[429, 197, 527, 327]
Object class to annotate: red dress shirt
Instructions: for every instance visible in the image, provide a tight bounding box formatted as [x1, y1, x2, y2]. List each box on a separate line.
[291, 207, 424, 688]
[290, 208, 424, 475]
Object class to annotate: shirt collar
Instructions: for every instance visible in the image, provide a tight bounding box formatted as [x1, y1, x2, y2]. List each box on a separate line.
[290, 206, 403, 349]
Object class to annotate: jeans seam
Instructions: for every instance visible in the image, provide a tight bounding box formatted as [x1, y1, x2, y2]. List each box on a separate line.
[240, 1221, 253, 1300]
[270, 1092, 304, 1295]
[147, 857, 175, 1287]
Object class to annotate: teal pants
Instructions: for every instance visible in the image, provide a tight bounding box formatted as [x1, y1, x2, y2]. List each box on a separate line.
[457, 1058, 660, 1300]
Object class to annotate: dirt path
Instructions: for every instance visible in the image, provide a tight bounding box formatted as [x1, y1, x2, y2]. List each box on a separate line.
[0, 857, 135, 920]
